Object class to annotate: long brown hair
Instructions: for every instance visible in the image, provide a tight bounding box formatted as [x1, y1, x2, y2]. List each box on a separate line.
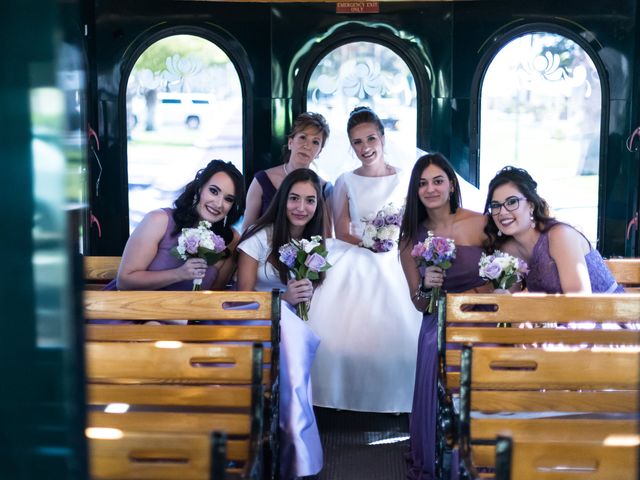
[240, 169, 326, 286]
[399, 153, 461, 250]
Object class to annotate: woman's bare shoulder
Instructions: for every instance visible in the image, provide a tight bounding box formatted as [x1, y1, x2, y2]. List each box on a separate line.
[456, 208, 487, 225]
[453, 208, 487, 245]
[130, 208, 170, 238]
[140, 208, 170, 227]
[548, 223, 590, 253]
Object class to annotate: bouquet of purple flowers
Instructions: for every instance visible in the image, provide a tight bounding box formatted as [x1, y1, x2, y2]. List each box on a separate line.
[360, 203, 404, 253]
[278, 235, 332, 320]
[170, 220, 227, 290]
[478, 250, 528, 290]
[411, 231, 456, 313]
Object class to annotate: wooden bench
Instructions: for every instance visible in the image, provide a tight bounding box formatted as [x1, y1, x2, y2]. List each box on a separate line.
[84, 289, 281, 480]
[84, 256, 120, 289]
[605, 258, 640, 292]
[494, 435, 639, 480]
[457, 345, 639, 478]
[436, 293, 640, 479]
[88, 429, 226, 479]
[86, 341, 264, 480]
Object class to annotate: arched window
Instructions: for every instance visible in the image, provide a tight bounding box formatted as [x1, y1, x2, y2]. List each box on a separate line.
[480, 32, 601, 244]
[126, 34, 243, 232]
[306, 41, 417, 183]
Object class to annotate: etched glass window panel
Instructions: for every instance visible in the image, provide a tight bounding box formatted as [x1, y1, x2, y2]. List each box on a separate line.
[307, 42, 417, 183]
[480, 32, 601, 245]
[126, 35, 243, 233]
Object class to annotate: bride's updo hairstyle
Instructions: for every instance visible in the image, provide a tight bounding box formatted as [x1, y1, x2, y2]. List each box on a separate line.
[399, 153, 462, 251]
[483, 165, 554, 251]
[172, 159, 245, 244]
[347, 106, 385, 138]
[281, 112, 331, 163]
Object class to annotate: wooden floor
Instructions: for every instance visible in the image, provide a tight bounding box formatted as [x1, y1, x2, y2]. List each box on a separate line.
[306, 407, 410, 480]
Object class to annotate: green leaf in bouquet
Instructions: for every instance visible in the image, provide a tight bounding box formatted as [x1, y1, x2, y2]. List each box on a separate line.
[319, 261, 332, 272]
[503, 275, 517, 290]
[307, 271, 319, 281]
[439, 260, 452, 270]
[199, 246, 226, 265]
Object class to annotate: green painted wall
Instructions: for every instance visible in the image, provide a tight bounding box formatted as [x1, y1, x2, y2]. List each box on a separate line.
[0, 0, 87, 477]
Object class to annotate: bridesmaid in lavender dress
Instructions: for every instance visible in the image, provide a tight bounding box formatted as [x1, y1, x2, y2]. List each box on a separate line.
[483, 166, 624, 294]
[399, 153, 490, 480]
[104, 159, 244, 293]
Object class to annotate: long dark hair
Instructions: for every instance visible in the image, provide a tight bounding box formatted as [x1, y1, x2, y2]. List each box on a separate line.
[241, 168, 326, 286]
[399, 153, 462, 250]
[347, 106, 385, 138]
[173, 159, 245, 244]
[483, 166, 554, 252]
[281, 112, 330, 163]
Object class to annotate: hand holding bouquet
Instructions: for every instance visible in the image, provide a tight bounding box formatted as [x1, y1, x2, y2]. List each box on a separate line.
[478, 250, 528, 291]
[171, 220, 227, 290]
[360, 203, 404, 253]
[411, 231, 456, 313]
[278, 235, 332, 320]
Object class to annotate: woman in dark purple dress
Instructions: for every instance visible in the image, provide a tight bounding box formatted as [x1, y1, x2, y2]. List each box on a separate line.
[107, 159, 244, 291]
[242, 112, 332, 234]
[399, 153, 490, 479]
[484, 166, 623, 294]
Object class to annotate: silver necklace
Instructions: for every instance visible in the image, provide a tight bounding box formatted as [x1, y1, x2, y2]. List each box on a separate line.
[283, 163, 289, 175]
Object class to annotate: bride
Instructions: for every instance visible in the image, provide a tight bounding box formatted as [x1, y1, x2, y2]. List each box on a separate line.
[308, 106, 422, 413]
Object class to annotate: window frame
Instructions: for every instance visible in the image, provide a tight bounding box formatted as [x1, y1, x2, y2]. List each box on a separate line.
[290, 23, 432, 152]
[117, 24, 253, 232]
[469, 22, 610, 248]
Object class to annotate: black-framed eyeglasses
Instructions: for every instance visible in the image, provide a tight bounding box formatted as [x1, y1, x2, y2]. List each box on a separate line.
[488, 196, 527, 215]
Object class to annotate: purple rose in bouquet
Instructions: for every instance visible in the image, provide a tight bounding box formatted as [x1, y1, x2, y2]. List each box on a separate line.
[278, 235, 332, 320]
[171, 220, 227, 290]
[411, 231, 456, 313]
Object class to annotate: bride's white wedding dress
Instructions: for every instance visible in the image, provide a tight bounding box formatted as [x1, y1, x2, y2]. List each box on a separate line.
[307, 169, 422, 413]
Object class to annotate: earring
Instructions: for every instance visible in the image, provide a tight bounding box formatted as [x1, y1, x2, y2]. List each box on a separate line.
[497, 230, 503, 237]
[530, 212, 535, 229]
[192, 194, 198, 206]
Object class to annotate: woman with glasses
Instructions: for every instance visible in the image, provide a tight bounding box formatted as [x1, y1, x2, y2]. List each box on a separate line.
[484, 166, 623, 293]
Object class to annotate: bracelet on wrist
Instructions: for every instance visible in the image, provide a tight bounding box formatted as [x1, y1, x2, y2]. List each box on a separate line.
[413, 285, 432, 301]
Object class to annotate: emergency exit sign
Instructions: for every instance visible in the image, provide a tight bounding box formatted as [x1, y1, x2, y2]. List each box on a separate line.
[336, 2, 380, 13]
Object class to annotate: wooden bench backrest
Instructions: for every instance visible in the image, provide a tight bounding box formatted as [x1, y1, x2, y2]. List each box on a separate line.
[86, 341, 264, 479]
[84, 289, 280, 479]
[438, 293, 639, 479]
[495, 436, 639, 480]
[84, 256, 120, 289]
[605, 258, 640, 292]
[84, 289, 279, 382]
[84, 290, 276, 321]
[88, 431, 225, 480]
[441, 293, 640, 389]
[87, 341, 260, 384]
[460, 347, 640, 413]
[458, 345, 640, 474]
